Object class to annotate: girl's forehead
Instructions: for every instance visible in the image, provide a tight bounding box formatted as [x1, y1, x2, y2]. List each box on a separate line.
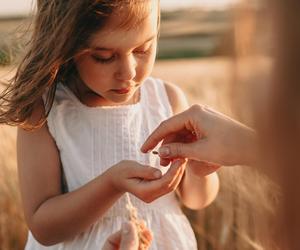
[88, 1, 158, 49]
[105, 0, 158, 30]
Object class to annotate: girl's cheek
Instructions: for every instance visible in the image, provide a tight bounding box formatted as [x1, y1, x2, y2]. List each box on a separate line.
[135, 67, 151, 83]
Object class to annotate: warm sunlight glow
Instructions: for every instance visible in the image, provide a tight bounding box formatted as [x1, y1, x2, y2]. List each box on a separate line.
[0, 0, 241, 17]
[161, 0, 241, 10]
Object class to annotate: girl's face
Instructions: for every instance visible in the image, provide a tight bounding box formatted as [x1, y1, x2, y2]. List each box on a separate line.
[74, 1, 158, 107]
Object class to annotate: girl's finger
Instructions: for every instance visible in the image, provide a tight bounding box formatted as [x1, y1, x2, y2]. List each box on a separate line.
[120, 222, 139, 250]
[168, 162, 186, 189]
[137, 159, 184, 193]
[151, 160, 186, 200]
[160, 157, 171, 166]
[155, 159, 186, 192]
[126, 164, 162, 180]
[102, 230, 122, 250]
[127, 160, 186, 202]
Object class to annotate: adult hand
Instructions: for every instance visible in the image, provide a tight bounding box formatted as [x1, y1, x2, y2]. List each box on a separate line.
[102, 221, 152, 250]
[141, 105, 257, 167]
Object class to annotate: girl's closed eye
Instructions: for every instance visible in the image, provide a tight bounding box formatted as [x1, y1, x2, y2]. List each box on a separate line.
[134, 47, 151, 55]
[134, 44, 153, 56]
[91, 54, 116, 64]
[90, 42, 154, 64]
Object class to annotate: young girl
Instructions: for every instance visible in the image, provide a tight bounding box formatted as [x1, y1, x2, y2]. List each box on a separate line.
[0, 0, 219, 249]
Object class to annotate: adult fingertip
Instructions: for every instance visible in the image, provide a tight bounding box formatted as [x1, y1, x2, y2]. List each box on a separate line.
[140, 145, 146, 153]
[140, 144, 152, 154]
[140, 146, 146, 153]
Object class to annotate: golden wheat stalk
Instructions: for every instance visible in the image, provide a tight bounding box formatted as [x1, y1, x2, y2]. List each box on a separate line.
[125, 193, 152, 250]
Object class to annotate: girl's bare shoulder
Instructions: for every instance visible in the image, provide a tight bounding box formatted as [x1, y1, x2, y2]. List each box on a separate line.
[163, 81, 189, 114]
[17, 99, 62, 226]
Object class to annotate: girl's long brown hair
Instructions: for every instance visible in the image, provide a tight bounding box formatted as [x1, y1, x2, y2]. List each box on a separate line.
[0, 0, 160, 130]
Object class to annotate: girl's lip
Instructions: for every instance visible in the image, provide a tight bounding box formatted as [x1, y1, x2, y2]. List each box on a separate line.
[112, 87, 131, 94]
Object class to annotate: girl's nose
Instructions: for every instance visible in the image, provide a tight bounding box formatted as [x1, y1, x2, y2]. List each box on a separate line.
[115, 54, 137, 81]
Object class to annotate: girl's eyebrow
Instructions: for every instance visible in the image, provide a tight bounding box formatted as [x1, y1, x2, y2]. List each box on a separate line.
[93, 34, 157, 52]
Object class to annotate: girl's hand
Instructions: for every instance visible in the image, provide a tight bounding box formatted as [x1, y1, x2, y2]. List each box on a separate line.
[102, 221, 152, 250]
[109, 159, 187, 203]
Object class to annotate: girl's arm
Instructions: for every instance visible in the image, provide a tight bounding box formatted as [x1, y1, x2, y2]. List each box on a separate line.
[164, 82, 219, 209]
[18, 101, 185, 246]
[17, 106, 123, 245]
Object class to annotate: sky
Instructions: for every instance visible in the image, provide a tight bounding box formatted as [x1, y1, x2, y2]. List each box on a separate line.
[0, 0, 239, 17]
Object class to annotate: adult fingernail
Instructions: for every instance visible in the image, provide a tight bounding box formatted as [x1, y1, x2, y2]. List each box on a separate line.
[159, 146, 170, 157]
[154, 170, 162, 178]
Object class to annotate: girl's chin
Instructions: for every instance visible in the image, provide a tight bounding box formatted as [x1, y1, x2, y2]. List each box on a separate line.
[108, 88, 140, 105]
[100, 92, 137, 106]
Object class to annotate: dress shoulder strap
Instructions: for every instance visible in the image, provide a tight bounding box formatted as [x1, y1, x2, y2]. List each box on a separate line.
[141, 77, 173, 117]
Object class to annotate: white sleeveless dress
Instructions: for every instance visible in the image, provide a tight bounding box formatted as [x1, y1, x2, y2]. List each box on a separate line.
[25, 77, 197, 250]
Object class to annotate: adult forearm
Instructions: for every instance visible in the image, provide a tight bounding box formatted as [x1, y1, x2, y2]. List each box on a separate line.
[230, 126, 258, 167]
[30, 171, 123, 246]
[178, 169, 219, 210]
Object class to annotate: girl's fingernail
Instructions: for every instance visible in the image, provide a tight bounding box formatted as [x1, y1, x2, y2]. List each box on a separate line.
[159, 146, 170, 157]
[154, 170, 162, 178]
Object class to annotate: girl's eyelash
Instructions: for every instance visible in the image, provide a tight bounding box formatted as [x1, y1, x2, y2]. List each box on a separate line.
[134, 47, 151, 55]
[91, 47, 151, 64]
[135, 49, 146, 54]
[91, 54, 115, 64]
[134, 50, 148, 55]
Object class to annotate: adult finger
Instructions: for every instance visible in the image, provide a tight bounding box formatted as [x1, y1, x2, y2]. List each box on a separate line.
[159, 129, 198, 166]
[159, 134, 177, 166]
[158, 142, 201, 160]
[141, 112, 189, 153]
